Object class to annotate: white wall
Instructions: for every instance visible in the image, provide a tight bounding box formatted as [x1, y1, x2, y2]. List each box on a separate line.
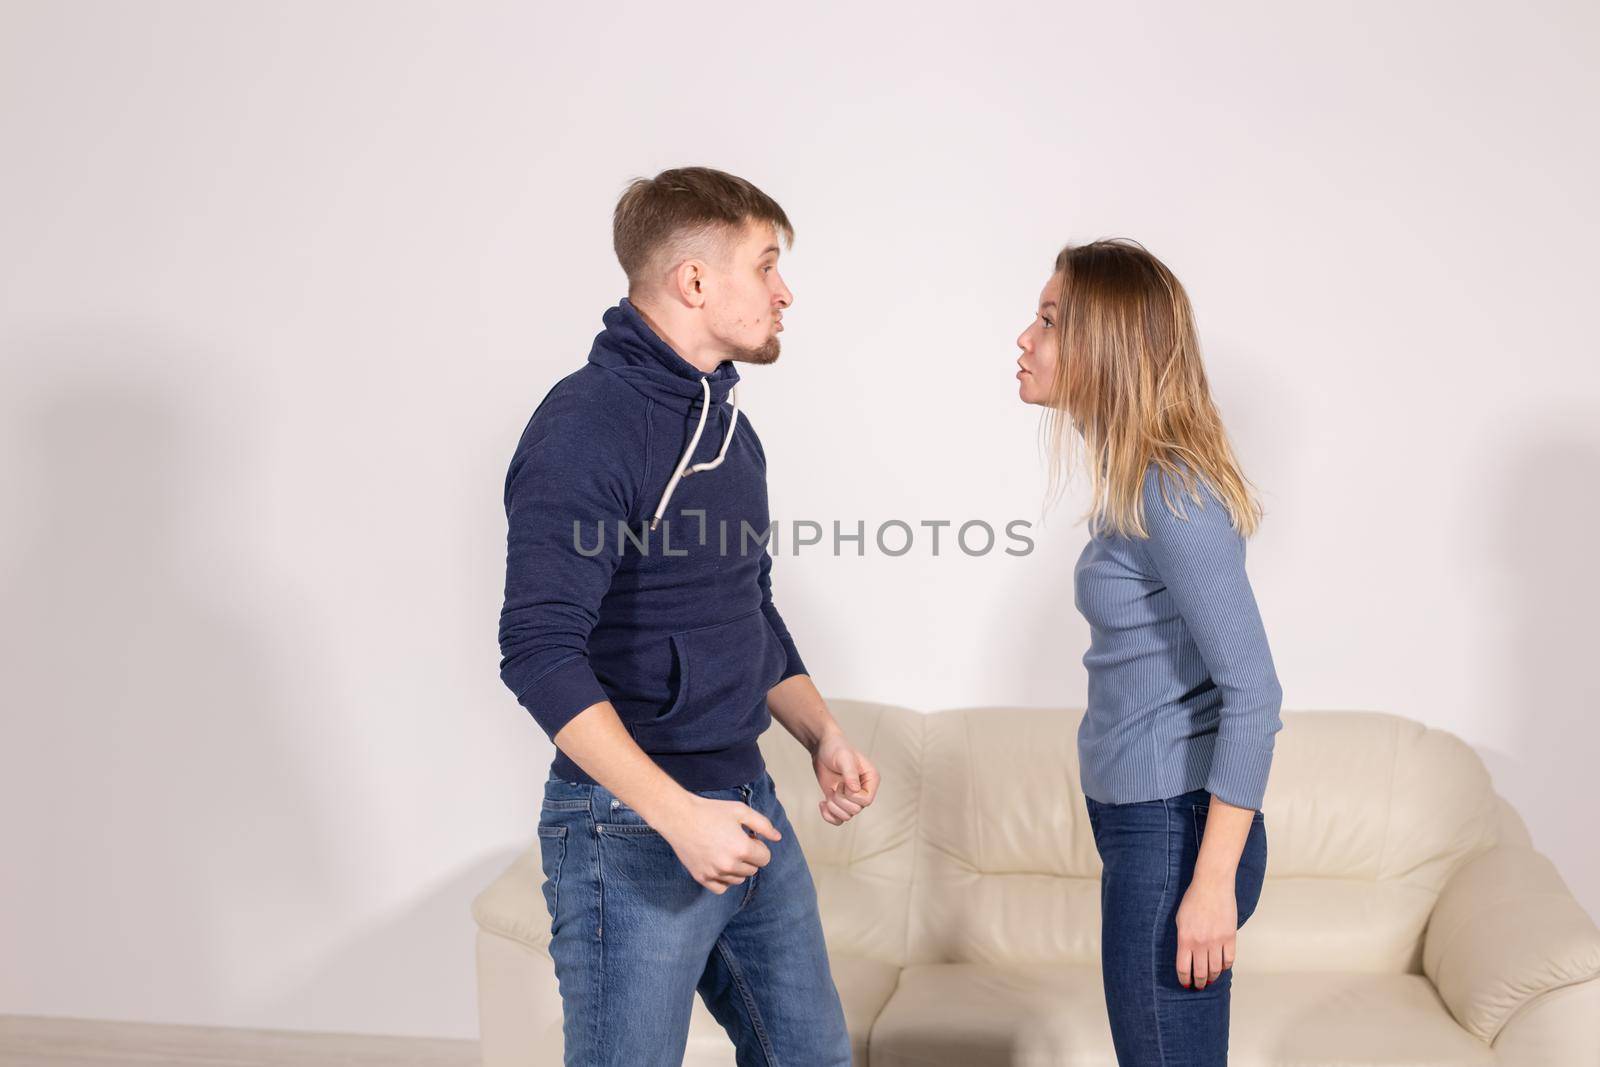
[2, 0, 1595, 1041]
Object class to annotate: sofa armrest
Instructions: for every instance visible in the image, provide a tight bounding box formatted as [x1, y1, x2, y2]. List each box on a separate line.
[1423, 843, 1600, 1043]
[471, 847, 553, 957]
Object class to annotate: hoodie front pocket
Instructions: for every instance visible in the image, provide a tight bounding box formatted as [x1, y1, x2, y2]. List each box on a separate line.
[631, 608, 788, 753]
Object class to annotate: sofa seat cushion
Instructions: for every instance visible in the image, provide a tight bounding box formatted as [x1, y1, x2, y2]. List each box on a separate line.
[870, 963, 1496, 1066]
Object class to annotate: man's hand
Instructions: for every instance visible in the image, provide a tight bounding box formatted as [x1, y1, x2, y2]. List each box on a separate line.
[763, 674, 882, 827]
[812, 729, 880, 826]
[656, 794, 783, 895]
[551, 702, 782, 895]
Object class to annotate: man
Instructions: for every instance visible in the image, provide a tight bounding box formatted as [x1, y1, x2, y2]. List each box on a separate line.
[498, 166, 879, 1065]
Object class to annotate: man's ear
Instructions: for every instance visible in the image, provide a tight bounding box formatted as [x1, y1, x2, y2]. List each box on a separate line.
[670, 258, 706, 308]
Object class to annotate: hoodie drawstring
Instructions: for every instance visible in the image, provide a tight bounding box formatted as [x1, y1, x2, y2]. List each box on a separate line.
[649, 378, 740, 530]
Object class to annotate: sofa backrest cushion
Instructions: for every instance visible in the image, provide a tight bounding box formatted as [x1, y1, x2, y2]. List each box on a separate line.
[902, 706, 1504, 970]
[760, 699, 923, 968]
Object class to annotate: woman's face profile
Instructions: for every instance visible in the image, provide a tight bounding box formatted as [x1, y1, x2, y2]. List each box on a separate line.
[1015, 270, 1063, 406]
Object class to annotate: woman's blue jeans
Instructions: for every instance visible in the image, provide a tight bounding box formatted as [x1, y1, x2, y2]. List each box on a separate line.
[1084, 786, 1269, 1066]
[535, 768, 852, 1066]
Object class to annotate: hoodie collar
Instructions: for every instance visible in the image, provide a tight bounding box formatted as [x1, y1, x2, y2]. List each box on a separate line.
[587, 297, 741, 414]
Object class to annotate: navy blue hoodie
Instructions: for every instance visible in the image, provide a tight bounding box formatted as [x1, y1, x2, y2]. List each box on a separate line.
[497, 298, 807, 790]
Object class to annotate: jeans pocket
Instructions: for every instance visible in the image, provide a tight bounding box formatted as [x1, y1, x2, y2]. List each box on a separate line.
[536, 825, 568, 923]
[1192, 806, 1268, 926]
[1237, 815, 1268, 926]
[600, 794, 665, 837]
[1189, 802, 1264, 839]
[598, 781, 747, 838]
[541, 775, 591, 814]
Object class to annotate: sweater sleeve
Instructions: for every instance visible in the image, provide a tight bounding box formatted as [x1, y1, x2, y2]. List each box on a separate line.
[497, 390, 640, 740]
[758, 546, 808, 683]
[1135, 468, 1284, 810]
[746, 423, 808, 684]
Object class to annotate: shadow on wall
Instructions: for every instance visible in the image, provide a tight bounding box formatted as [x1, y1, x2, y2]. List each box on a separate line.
[0, 337, 343, 1019]
[1482, 421, 1600, 924]
[256, 849, 513, 1040]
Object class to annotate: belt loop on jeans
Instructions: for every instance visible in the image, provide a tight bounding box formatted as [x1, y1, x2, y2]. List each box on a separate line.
[740, 782, 752, 802]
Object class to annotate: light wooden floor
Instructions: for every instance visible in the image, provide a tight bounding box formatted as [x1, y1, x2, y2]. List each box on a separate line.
[0, 1016, 480, 1066]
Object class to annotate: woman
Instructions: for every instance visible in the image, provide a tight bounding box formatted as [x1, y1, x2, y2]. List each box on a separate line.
[1015, 238, 1282, 1065]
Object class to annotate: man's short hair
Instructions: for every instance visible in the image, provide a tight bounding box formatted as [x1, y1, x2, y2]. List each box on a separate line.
[612, 166, 794, 294]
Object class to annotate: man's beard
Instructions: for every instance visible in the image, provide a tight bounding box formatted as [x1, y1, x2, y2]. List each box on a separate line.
[728, 336, 781, 365]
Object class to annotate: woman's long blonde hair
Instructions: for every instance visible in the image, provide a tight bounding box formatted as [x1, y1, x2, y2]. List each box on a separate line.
[1039, 238, 1264, 540]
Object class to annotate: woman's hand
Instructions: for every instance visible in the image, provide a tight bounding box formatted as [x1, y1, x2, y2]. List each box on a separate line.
[1175, 870, 1238, 989]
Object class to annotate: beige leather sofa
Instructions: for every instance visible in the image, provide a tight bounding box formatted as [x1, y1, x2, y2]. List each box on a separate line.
[473, 702, 1600, 1065]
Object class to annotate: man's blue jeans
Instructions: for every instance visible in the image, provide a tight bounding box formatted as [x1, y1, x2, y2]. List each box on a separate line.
[1084, 786, 1269, 1066]
[535, 768, 853, 1066]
